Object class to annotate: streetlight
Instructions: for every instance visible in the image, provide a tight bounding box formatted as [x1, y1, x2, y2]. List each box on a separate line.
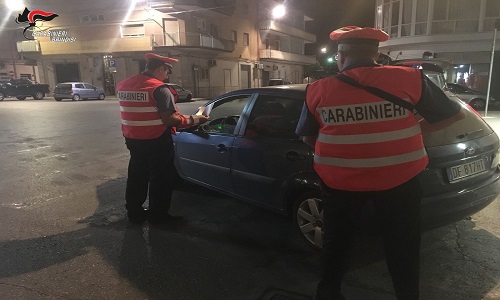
[272, 4, 285, 19]
[485, 19, 500, 117]
[320, 47, 327, 54]
[5, 0, 25, 11]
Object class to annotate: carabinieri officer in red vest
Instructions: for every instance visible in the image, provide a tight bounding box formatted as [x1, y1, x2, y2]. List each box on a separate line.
[117, 53, 209, 226]
[296, 26, 465, 300]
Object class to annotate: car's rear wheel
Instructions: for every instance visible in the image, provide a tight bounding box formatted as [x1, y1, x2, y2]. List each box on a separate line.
[16, 96, 26, 100]
[33, 92, 44, 100]
[293, 190, 323, 249]
[185, 94, 192, 102]
[72, 94, 81, 101]
[54, 98, 62, 101]
[0, 92, 4, 101]
[98, 93, 105, 100]
[470, 98, 486, 110]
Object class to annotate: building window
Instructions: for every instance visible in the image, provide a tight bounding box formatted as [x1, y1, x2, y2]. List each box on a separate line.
[415, 0, 429, 35]
[276, 38, 281, 51]
[120, 24, 145, 37]
[243, 33, 249, 46]
[432, 0, 480, 34]
[201, 68, 209, 80]
[231, 30, 237, 44]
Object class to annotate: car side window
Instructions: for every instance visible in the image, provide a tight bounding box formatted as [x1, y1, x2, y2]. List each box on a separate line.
[196, 95, 251, 134]
[84, 84, 96, 89]
[75, 84, 84, 88]
[245, 95, 302, 139]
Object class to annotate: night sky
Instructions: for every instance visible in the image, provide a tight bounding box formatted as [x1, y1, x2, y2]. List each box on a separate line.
[289, 0, 377, 53]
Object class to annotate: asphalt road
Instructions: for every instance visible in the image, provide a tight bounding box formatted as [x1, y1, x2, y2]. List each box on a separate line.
[0, 97, 498, 300]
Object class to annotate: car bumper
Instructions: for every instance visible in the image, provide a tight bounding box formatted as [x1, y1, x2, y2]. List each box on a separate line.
[421, 172, 500, 230]
[53, 93, 73, 98]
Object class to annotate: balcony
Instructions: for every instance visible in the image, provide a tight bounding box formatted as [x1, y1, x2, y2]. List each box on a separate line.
[259, 20, 316, 43]
[152, 32, 235, 52]
[259, 49, 316, 65]
[16, 40, 41, 53]
[148, 0, 235, 16]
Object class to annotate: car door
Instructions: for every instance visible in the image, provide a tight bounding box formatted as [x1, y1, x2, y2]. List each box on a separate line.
[231, 93, 311, 210]
[74, 83, 86, 98]
[174, 94, 254, 193]
[84, 84, 98, 98]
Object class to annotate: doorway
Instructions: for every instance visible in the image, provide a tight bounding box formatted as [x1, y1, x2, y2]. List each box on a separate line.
[55, 63, 80, 83]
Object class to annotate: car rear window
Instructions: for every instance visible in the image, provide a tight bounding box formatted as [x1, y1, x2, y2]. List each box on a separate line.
[56, 84, 72, 89]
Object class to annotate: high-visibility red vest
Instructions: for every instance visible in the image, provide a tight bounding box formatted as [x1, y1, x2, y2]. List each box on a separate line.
[306, 66, 428, 191]
[116, 74, 167, 139]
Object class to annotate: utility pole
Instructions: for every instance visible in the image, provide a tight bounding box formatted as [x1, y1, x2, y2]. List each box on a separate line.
[485, 19, 500, 117]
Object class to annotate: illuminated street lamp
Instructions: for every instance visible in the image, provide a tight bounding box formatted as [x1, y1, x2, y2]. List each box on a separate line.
[272, 4, 285, 19]
[5, 0, 24, 11]
[320, 47, 327, 54]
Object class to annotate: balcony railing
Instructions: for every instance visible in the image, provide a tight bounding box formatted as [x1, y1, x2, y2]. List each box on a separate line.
[259, 49, 316, 65]
[152, 32, 235, 52]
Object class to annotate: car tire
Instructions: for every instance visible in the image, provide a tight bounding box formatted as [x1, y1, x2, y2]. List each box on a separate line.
[0, 92, 4, 101]
[292, 190, 323, 249]
[72, 94, 81, 101]
[98, 93, 105, 100]
[16, 96, 26, 100]
[33, 92, 44, 100]
[470, 98, 486, 110]
[55, 98, 62, 101]
[185, 94, 192, 102]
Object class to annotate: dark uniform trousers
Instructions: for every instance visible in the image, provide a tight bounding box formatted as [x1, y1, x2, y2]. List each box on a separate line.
[125, 131, 176, 221]
[317, 176, 422, 300]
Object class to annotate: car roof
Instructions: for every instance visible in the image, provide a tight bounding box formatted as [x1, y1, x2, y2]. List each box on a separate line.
[207, 84, 307, 104]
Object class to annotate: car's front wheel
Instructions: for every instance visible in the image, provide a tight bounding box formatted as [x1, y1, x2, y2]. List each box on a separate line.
[470, 98, 486, 110]
[185, 94, 192, 102]
[293, 190, 323, 249]
[33, 91, 44, 100]
[98, 93, 105, 100]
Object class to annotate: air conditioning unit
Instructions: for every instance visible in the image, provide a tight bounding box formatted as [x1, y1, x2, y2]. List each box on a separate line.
[254, 63, 263, 69]
[272, 65, 279, 71]
[208, 59, 217, 67]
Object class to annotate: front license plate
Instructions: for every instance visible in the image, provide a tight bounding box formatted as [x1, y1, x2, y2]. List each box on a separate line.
[447, 158, 488, 182]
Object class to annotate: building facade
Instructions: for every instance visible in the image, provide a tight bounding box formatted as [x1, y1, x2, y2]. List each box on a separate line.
[375, 0, 500, 92]
[12, 0, 316, 98]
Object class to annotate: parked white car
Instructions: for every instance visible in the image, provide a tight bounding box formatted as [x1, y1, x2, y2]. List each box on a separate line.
[446, 83, 496, 110]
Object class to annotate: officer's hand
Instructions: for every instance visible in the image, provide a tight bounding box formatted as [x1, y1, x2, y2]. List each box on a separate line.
[196, 115, 210, 124]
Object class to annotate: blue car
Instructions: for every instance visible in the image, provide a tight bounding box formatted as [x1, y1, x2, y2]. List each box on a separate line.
[53, 82, 106, 101]
[173, 84, 500, 249]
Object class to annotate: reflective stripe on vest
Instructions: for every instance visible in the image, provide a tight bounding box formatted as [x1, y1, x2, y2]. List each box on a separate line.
[306, 66, 428, 191]
[117, 74, 167, 139]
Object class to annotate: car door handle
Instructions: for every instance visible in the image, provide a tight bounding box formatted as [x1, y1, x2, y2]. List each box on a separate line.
[217, 144, 231, 152]
[285, 151, 307, 161]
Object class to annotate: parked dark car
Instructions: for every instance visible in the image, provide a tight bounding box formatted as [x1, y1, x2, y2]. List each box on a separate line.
[172, 84, 500, 249]
[0, 78, 50, 101]
[53, 82, 105, 101]
[267, 78, 291, 86]
[446, 83, 496, 110]
[167, 83, 192, 102]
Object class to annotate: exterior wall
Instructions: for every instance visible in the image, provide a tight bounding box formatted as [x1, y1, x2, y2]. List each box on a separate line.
[12, 0, 314, 97]
[375, 0, 500, 93]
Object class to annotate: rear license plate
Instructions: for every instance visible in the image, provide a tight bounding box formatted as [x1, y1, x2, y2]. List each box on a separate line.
[447, 158, 488, 182]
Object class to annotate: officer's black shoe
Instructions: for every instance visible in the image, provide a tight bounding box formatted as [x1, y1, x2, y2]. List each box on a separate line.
[149, 214, 184, 226]
[127, 209, 149, 225]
